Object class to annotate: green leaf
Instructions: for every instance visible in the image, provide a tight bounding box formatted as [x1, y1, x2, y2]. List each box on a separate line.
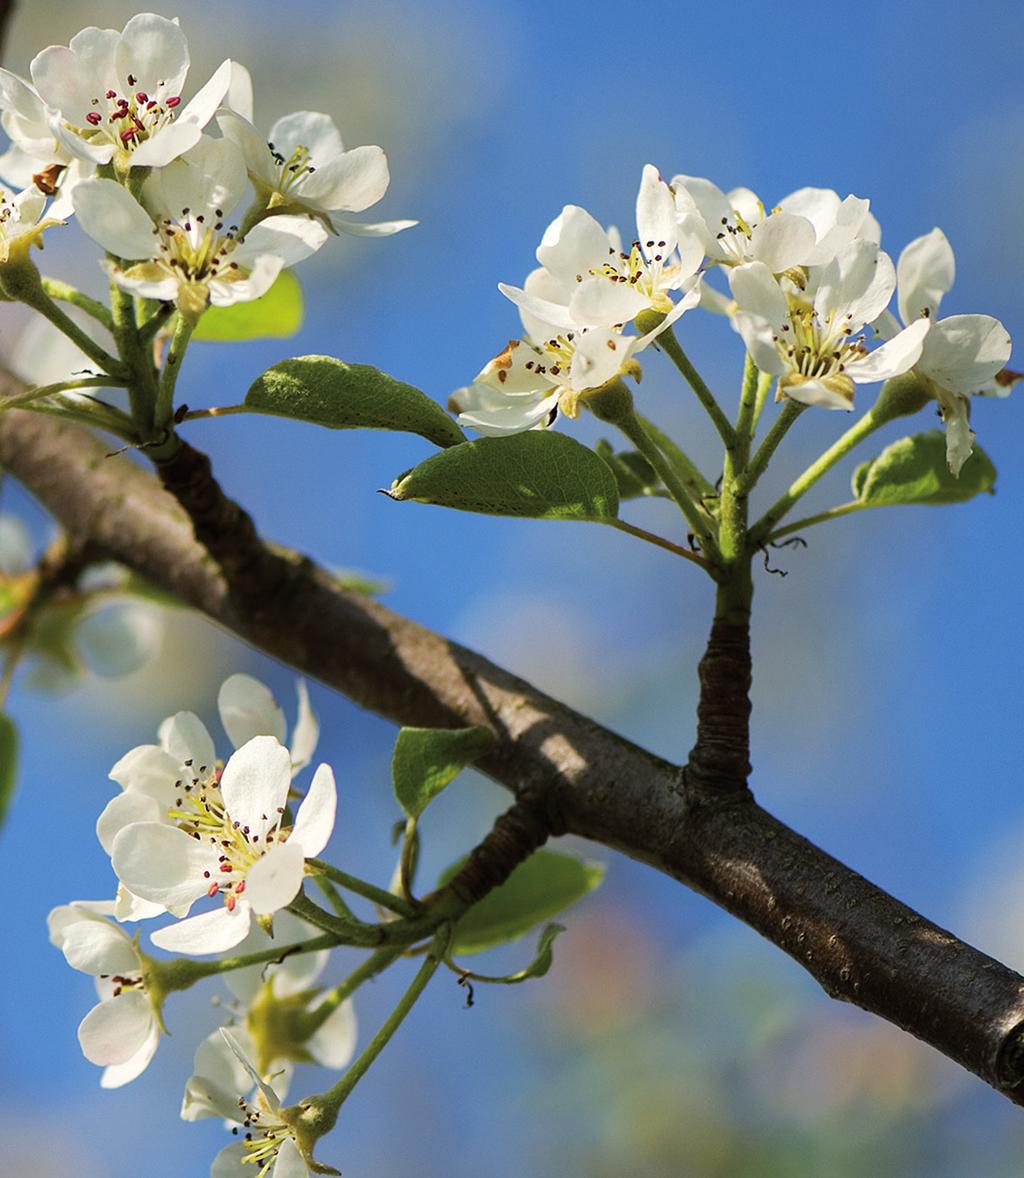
[462, 924, 566, 984]
[595, 439, 665, 499]
[193, 270, 303, 342]
[388, 432, 620, 521]
[438, 849, 605, 955]
[0, 712, 18, 830]
[853, 430, 997, 507]
[246, 355, 465, 448]
[392, 725, 495, 820]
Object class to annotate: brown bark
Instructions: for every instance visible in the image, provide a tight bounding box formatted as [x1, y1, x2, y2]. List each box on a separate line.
[2, 401, 1024, 1105]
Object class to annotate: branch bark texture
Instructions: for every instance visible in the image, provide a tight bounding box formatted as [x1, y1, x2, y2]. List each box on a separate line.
[2, 403, 1024, 1106]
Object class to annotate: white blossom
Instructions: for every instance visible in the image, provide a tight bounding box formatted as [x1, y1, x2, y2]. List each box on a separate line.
[182, 1029, 312, 1178]
[110, 736, 337, 954]
[502, 165, 703, 331]
[99, 674, 319, 921]
[728, 240, 929, 410]
[72, 136, 326, 320]
[218, 67, 414, 238]
[23, 13, 230, 173]
[874, 228, 1014, 474]
[0, 180, 61, 263]
[47, 901, 162, 1088]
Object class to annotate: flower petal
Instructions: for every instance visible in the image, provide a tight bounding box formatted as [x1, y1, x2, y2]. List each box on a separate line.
[111, 822, 218, 913]
[211, 1144, 252, 1178]
[245, 842, 306, 915]
[635, 164, 677, 260]
[72, 177, 157, 259]
[219, 673, 287, 749]
[100, 1024, 160, 1088]
[78, 991, 153, 1065]
[748, 212, 816, 272]
[569, 274, 648, 327]
[301, 144, 389, 212]
[238, 214, 328, 267]
[158, 711, 216, 776]
[536, 204, 611, 287]
[290, 763, 336, 858]
[60, 919, 137, 975]
[96, 789, 163, 856]
[728, 261, 789, 331]
[897, 227, 955, 324]
[919, 314, 1012, 394]
[108, 743, 179, 804]
[308, 997, 357, 1069]
[116, 13, 189, 101]
[219, 735, 293, 839]
[151, 902, 251, 955]
[272, 1138, 309, 1178]
[290, 680, 319, 773]
[220, 1027, 282, 1111]
[845, 317, 930, 383]
[329, 215, 417, 236]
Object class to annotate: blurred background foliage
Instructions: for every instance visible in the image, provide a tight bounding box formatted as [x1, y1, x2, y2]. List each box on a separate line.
[2, 0, 1023, 1174]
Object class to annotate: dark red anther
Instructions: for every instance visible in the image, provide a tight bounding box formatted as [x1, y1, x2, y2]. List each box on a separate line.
[220, 862, 233, 872]
[236, 880, 245, 894]
[120, 128, 136, 142]
[207, 882, 220, 897]
[146, 101, 157, 110]
[105, 89, 117, 99]
[225, 894, 237, 912]
[127, 74, 136, 86]
[166, 95, 181, 108]
[86, 112, 102, 125]
[136, 92, 148, 103]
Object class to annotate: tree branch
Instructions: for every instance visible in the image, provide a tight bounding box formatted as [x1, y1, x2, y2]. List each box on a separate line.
[2, 400, 1024, 1106]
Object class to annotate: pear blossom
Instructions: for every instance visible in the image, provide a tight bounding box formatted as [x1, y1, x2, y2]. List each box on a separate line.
[21, 13, 230, 174]
[672, 174, 881, 274]
[0, 180, 62, 265]
[182, 1029, 313, 1178]
[0, 70, 89, 218]
[873, 228, 1013, 474]
[728, 240, 930, 410]
[501, 165, 703, 332]
[110, 736, 337, 954]
[72, 136, 327, 321]
[47, 901, 162, 1088]
[99, 674, 319, 920]
[218, 67, 414, 238]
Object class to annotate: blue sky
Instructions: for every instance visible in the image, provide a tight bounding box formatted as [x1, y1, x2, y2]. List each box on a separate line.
[2, 2, 1023, 1175]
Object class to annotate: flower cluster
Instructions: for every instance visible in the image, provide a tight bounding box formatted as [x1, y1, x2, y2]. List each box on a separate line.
[49, 673, 351, 1178]
[455, 169, 1013, 473]
[0, 12, 412, 320]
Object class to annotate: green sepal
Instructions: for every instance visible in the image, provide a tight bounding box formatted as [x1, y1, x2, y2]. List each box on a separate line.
[246, 355, 465, 449]
[387, 431, 620, 521]
[193, 270, 304, 342]
[392, 725, 495, 821]
[852, 430, 996, 507]
[0, 712, 18, 830]
[458, 924, 566, 984]
[595, 438, 664, 499]
[438, 849, 604, 955]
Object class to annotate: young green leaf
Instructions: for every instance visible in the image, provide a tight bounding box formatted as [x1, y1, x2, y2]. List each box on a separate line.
[387, 432, 620, 521]
[246, 355, 465, 448]
[0, 712, 18, 830]
[438, 849, 605, 955]
[193, 270, 304, 342]
[459, 924, 566, 984]
[853, 430, 996, 507]
[595, 439, 665, 499]
[392, 725, 495, 821]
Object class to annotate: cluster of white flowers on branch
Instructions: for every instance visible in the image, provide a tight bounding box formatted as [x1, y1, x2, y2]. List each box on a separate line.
[453, 168, 1013, 475]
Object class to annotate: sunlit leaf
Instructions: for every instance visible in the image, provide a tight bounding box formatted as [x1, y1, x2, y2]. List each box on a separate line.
[392, 725, 495, 821]
[193, 270, 304, 342]
[853, 430, 996, 507]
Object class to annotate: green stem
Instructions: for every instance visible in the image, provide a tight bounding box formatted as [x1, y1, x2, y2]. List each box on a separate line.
[25, 288, 125, 375]
[149, 934, 337, 995]
[734, 354, 760, 453]
[608, 519, 710, 569]
[138, 302, 175, 346]
[398, 819, 420, 904]
[0, 375, 127, 412]
[296, 927, 449, 1139]
[736, 400, 806, 494]
[750, 409, 886, 546]
[307, 857, 418, 919]
[614, 406, 719, 559]
[658, 325, 736, 449]
[179, 404, 249, 421]
[110, 282, 159, 438]
[749, 370, 775, 435]
[300, 947, 404, 1037]
[313, 875, 357, 921]
[24, 394, 137, 441]
[767, 501, 867, 542]
[40, 278, 114, 331]
[155, 314, 194, 429]
[634, 412, 715, 499]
